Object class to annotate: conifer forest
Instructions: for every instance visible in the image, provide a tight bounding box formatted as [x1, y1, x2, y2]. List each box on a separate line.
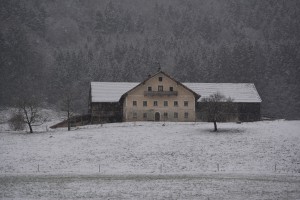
[0, 0, 299, 119]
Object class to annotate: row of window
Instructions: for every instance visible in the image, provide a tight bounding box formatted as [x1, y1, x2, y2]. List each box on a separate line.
[133, 112, 189, 119]
[148, 86, 173, 92]
[133, 100, 188, 107]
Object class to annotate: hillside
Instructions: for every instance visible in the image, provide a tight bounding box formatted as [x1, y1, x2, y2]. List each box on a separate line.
[0, 0, 299, 118]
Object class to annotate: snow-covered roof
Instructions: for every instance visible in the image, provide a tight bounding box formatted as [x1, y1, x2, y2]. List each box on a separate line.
[90, 82, 261, 103]
[91, 82, 139, 102]
[183, 83, 261, 103]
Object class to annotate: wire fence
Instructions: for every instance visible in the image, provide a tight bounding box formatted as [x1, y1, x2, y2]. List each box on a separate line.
[2, 162, 299, 175]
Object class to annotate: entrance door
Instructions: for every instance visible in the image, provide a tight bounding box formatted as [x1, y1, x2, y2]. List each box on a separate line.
[155, 112, 160, 121]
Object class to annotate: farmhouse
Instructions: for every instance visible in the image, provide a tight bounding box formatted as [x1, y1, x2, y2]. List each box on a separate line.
[89, 70, 261, 123]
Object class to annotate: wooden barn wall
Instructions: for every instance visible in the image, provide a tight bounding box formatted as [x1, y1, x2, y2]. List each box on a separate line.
[90, 102, 122, 123]
[195, 102, 238, 122]
[237, 103, 261, 121]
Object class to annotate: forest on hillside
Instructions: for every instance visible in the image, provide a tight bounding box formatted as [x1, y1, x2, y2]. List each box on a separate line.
[0, 0, 299, 119]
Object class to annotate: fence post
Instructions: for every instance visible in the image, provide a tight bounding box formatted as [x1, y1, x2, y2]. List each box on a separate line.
[275, 163, 277, 172]
[99, 164, 100, 173]
[38, 164, 39, 172]
[217, 163, 219, 172]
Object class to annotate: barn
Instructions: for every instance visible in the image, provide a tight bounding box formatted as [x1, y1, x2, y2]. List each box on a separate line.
[185, 83, 262, 122]
[89, 71, 261, 123]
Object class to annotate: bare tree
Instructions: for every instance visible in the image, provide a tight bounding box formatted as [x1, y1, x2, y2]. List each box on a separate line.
[61, 92, 74, 131]
[17, 97, 47, 133]
[60, 85, 79, 131]
[201, 92, 237, 132]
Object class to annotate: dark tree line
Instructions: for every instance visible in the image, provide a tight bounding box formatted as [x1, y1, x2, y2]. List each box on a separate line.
[0, 0, 299, 119]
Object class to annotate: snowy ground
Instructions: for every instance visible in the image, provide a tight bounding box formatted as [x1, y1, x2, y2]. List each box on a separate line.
[1, 120, 299, 175]
[0, 108, 300, 199]
[1, 173, 300, 199]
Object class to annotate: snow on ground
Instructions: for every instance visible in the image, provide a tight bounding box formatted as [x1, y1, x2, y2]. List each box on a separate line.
[0, 110, 300, 199]
[0, 120, 299, 175]
[1, 174, 300, 199]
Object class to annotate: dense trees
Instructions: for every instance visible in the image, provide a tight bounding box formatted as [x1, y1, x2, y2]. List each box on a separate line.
[0, 0, 299, 119]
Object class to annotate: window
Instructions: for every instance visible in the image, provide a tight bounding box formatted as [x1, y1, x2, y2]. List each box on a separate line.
[143, 101, 147, 107]
[153, 101, 158, 106]
[148, 86, 152, 91]
[170, 87, 173, 91]
[174, 101, 178, 107]
[133, 101, 137, 106]
[174, 112, 178, 118]
[184, 112, 189, 118]
[163, 112, 168, 118]
[158, 85, 163, 91]
[133, 112, 137, 119]
[143, 113, 147, 119]
[164, 101, 168, 107]
[184, 101, 189, 107]
[159, 77, 163, 81]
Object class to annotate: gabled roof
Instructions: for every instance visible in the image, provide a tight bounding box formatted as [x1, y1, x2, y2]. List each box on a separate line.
[90, 82, 261, 103]
[120, 71, 201, 101]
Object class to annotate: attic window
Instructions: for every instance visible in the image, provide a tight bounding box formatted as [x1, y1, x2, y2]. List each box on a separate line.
[148, 86, 152, 91]
[159, 77, 163, 81]
[170, 87, 173, 91]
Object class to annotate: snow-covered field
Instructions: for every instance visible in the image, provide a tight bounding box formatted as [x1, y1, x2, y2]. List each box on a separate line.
[0, 108, 300, 199]
[1, 120, 299, 175]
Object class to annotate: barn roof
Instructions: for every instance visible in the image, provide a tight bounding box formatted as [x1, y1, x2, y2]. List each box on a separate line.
[90, 82, 139, 103]
[90, 82, 261, 103]
[183, 83, 261, 103]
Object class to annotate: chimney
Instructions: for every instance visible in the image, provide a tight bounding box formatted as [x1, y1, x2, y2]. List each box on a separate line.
[156, 61, 161, 72]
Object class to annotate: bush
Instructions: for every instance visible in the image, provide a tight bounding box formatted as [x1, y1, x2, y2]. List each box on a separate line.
[9, 113, 25, 131]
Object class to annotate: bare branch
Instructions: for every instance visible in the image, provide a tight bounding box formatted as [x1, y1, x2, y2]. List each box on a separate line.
[201, 92, 237, 131]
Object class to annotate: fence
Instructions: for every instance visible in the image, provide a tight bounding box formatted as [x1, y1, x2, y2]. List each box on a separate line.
[3, 162, 299, 175]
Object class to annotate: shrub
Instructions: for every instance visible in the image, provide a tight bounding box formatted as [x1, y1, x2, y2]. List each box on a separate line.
[9, 113, 25, 131]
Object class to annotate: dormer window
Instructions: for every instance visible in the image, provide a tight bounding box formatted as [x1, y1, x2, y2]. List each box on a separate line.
[159, 77, 163, 82]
